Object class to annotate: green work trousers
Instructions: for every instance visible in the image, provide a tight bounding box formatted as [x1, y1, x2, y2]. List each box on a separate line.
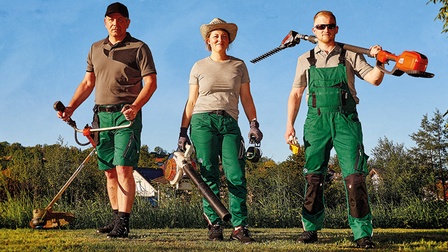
[302, 109, 373, 240]
[190, 113, 247, 227]
[96, 111, 142, 171]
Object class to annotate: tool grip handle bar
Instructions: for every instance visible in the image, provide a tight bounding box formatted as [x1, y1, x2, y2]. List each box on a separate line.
[53, 101, 77, 128]
[54, 101, 133, 132]
[86, 122, 133, 133]
[337, 43, 373, 58]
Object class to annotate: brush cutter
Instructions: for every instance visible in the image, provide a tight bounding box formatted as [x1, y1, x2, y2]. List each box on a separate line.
[163, 144, 231, 222]
[29, 101, 133, 229]
[251, 30, 434, 78]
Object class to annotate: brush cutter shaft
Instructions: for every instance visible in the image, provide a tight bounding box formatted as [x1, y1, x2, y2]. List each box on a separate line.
[44, 148, 96, 211]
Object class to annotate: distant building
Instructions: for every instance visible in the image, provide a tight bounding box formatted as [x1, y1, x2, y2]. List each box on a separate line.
[133, 167, 166, 207]
[369, 168, 383, 192]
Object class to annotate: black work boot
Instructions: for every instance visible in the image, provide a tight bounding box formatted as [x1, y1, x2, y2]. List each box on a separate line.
[229, 226, 255, 244]
[107, 212, 130, 238]
[297, 231, 318, 244]
[356, 237, 375, 249]
[96, 210, 118, 234]
[207, 224, 223, 241]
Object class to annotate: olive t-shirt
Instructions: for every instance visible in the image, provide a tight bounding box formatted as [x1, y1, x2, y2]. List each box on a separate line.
[87, 33, 157, 105]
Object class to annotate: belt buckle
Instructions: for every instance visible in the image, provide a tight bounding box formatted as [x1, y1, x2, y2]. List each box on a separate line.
[100, 104, 122, 112]
[211, 110, 226, 116]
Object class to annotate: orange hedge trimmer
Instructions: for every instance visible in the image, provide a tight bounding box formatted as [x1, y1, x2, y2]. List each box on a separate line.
[251, 30, 434, 78]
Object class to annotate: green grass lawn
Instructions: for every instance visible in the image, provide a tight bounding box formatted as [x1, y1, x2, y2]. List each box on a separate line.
[1, 228, 447, 251]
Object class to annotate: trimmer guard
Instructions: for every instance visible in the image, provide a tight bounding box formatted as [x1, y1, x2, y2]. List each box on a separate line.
[30, 208, 75, 229]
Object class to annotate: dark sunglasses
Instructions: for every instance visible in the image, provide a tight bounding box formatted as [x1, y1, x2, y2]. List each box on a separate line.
[314, 24, 337, 30]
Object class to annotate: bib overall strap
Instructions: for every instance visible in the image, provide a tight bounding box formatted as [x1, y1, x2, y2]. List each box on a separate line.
[307, 48, 356, 115]
[307, 48, 317, 67]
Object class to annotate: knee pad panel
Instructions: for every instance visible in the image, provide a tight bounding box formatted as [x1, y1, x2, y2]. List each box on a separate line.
[303, 174, 324, 214]
[345, 173, 370, 218]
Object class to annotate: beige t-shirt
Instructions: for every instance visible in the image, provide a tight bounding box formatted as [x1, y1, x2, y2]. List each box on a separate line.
[293, 44, 373, 104]
[189, 56, 250, 120]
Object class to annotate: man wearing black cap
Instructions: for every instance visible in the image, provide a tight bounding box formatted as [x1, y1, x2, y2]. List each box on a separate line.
[57, 2, 157, 238]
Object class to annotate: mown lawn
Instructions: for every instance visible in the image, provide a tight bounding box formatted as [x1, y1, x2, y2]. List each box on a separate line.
[1, 228, 447, 251]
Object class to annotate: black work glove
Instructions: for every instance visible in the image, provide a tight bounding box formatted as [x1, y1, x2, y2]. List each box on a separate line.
[178, 127, 191, 152]
[248, 120, 263, 143]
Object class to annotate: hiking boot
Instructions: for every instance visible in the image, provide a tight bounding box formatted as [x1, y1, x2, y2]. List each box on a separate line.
[229, 226, 255, 244]
[356, 237, 375, 249]
[208, 224, 223, 241]
[96, 213, 119, 234]
[297, 231, 318, 244]
[107, 217, 129, 238]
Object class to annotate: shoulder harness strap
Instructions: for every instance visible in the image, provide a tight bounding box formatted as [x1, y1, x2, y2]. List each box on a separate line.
[338, 46, 346, 65]
[307, 48, 317, 66]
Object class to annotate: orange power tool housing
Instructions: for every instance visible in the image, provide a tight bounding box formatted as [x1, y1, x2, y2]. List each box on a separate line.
[376, 50, 434, 78]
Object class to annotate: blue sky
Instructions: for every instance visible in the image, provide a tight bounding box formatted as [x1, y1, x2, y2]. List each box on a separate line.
[1, 0, 447, 162]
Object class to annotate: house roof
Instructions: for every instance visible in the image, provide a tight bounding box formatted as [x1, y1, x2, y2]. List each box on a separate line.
[134, 167, 168, 184]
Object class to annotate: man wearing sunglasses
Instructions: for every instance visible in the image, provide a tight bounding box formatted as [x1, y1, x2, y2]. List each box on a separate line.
[284, 10, 384, 249]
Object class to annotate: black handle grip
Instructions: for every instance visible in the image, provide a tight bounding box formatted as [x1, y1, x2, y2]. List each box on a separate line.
[53, 101, 66, 112]
[54, 101, 77, 128]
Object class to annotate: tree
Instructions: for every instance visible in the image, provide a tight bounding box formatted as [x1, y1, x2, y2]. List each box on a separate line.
[409, 110, 448, 201]
[246, 152, 306, 227]
[369, 137, 426, 204]
[428, 0, 448, 33]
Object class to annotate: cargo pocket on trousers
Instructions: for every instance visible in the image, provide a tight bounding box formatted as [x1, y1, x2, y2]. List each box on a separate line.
[238, 139, 245, 160]
[122, 131, 138, 161]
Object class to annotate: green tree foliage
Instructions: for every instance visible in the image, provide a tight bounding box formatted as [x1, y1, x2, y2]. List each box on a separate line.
[428, 0, 448, 33]
[246, 151, 306, 227]
[0, 141, 166, 205]
[409, 110, 448, 201]
[3, 109, 448, 229]
[368, 137, 427, 204]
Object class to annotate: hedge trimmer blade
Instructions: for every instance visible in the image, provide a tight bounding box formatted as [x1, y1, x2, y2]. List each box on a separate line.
[251, 30, 303, 63]
[250, 45, 288, 63]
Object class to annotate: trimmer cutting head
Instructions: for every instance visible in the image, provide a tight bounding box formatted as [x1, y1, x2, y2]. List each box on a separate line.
[30, 208, 75, 229]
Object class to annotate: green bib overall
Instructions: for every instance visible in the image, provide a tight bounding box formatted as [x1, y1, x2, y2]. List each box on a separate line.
[301, 49, 373, 241]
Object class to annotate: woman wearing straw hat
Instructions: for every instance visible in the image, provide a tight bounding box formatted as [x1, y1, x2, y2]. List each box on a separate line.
[178, 18, 262, 244]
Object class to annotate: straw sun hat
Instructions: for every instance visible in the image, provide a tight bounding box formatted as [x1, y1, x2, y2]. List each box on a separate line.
[200, 18, 238, 43]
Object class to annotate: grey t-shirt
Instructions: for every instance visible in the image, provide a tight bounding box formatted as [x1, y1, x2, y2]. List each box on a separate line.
[189, 56, 250, 120]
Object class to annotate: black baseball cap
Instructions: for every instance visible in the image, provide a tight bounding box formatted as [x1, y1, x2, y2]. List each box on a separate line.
[105, 2, 129, 18]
